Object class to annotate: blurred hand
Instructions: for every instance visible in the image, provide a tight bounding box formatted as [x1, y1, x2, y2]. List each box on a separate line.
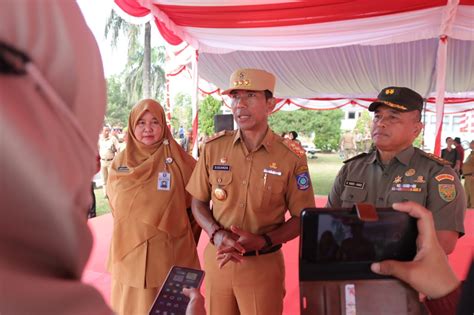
[213, 229, 244, 268]
[370, 201, 460, 299]
[183, 287, 206, 315]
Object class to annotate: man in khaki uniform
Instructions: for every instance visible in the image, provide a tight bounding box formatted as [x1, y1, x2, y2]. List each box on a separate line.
[328, 87, 466, 254]
[186, 68, 316, 315]
[340, 130, 357, 159]
[462, 140, 474, 208]
[98, 126, 120, 196]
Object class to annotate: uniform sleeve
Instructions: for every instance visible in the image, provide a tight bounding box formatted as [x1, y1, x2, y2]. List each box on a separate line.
[286, 155, 316, 217]
[326, 164, 347, 208]
[426, 166, 466, 234]
[186, 145, 212, 202]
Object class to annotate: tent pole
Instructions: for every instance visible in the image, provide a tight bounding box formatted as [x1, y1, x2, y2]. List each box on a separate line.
[191, 50, 199, 158]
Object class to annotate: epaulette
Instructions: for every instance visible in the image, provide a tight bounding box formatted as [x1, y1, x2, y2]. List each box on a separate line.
[282, 138, 306, 158]
[205, 130, 231, 144]
[418, 149, 451, 166]
[343, 152, 368, 164]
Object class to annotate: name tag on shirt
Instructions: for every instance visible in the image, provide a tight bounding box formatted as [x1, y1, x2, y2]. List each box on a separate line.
[344, 180, 365, 189]
[213, 165, 230, 171]
[158, 172, 171, 191]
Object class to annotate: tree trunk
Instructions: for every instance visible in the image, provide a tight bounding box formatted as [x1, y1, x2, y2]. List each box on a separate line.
[143, 22, 151, 98]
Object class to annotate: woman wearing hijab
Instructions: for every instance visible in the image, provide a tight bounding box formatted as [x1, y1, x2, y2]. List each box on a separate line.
[107, 99, 201, 314]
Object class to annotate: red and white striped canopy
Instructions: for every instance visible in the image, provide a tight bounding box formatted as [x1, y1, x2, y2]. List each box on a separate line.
[115, 0, 474, 100]
[114, 0, 474, 153]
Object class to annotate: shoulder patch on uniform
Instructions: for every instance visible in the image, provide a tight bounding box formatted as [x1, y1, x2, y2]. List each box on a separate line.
[281, 138, 306, 158]
[343, 152, 368, 164]
[205, 130, 232, 144]
[418, 149, 451, 166]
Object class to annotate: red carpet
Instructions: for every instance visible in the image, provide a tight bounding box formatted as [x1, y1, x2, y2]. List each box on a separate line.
[83, 197, 474, 314]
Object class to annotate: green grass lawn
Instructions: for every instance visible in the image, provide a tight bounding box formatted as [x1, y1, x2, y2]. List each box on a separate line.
[92, 153, 343, 216]
[308, 153, 343, 196]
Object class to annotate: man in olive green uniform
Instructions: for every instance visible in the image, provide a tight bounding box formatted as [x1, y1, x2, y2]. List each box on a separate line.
[328, 87, 466, 254]
[462, 140, 474, 208]
[186, 68, 316, 315]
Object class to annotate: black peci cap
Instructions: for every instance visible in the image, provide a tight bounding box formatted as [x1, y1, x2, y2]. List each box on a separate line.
[369, 87, 424, 112]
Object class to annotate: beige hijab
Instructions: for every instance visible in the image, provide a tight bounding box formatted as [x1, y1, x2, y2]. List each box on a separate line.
[0, 1, 111, 314]
[108, 99, 197, 262]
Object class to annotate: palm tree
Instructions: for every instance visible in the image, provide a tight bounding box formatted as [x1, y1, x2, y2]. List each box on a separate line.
[104, 10, 164, 102]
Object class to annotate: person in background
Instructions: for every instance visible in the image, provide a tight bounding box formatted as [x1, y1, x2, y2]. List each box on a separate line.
[328, 86, 466, 254]
[289, 130, 301, 144]
[88, 153, 101, 219]
[340, 129, 357, 159]
[454, 137, 464, 176]
[98, 125, 120, 197]
[1, 1, 112, 314]
[181, 128, 194, 155]
[462, 140, 474, 208]
[186, 68, 315, 315]
[106, 99, 201, 315]
[441, 137, 460, 171]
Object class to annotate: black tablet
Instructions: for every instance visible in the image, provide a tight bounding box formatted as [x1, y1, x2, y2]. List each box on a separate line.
[300, 207, 418, 280]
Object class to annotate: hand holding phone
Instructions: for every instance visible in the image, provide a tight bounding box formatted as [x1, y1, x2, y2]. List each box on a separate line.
[149, 266, 205, 315]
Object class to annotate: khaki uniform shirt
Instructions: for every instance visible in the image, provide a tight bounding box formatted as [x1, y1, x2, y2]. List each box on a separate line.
[99, 135, 119, 160]
[186, 129, 315, 234]
[327, 146, 465, 233]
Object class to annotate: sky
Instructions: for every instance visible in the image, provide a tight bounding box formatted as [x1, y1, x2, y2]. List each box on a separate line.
[76, 0, 194, 100]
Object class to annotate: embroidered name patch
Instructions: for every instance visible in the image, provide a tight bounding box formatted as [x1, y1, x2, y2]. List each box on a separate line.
[212, 165, 230, 171]
[296, 172, 310, 190]
[263, 168, 282, 176]
[344, 180, 365, 189]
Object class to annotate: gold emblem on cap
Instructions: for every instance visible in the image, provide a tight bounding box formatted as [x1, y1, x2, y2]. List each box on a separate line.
[214, 187, 227, 201]
[239, 72, 245, 80]
[405, 169, 416, 177]
[385, 88, 395, 95]
[393, 176, 402, 184]
[269, 162, 277, 169]
[220, 157, 227, 163]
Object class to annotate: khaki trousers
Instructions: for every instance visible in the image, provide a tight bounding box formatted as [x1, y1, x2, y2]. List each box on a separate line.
[111, 278, 158, 315]
[204, 243, 285, 315]
[465, 176, 474, 208]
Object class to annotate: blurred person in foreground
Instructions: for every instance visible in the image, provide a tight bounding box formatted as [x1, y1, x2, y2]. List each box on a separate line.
[106, 99, 201, 314]
[0, 1, 112, 314]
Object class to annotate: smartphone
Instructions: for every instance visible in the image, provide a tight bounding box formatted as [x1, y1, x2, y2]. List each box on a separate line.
[148, 266, 205, 315]
[300, 207, 418, 280]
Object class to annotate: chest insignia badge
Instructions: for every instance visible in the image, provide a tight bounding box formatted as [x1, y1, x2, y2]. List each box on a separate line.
[405, 168, 416, 177]
[214, 187, 227, 201]
[393, 176, 402, 184]
[269, 162, 277, 169]
[220, 157, 228, 164]
[414, 176, 425, 184]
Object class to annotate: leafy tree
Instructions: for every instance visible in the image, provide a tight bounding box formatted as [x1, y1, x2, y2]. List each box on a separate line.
[354, 110, 372, 135]
[199, 96, 222, 136]
[312, 110, 344, 152]
[105, 75, 131, 126]
[269, 108, 344, 151]
[171, 92, 192, 133]
[105, 11, 163, 102]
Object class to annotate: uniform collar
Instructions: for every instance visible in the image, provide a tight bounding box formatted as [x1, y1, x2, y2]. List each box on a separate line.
[371, 145, 414, 166]
[233, 128, 275, 153]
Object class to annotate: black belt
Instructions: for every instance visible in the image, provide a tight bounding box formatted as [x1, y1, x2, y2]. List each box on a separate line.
[101, 158, 113, 161]
[243, 244, 281, 257]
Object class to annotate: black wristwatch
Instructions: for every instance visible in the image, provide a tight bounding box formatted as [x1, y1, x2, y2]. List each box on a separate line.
[262, 233, 273, 249]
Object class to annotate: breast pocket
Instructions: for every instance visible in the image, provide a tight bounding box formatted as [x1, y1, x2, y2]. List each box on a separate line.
[388, 190, 426, 205]
[340, 188, 367, 207]
[259, 177, 285, 212]
[209, 171, 233, 204]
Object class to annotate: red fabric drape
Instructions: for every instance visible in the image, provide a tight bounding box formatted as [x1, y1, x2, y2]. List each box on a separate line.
[153, 0, 446, 28]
